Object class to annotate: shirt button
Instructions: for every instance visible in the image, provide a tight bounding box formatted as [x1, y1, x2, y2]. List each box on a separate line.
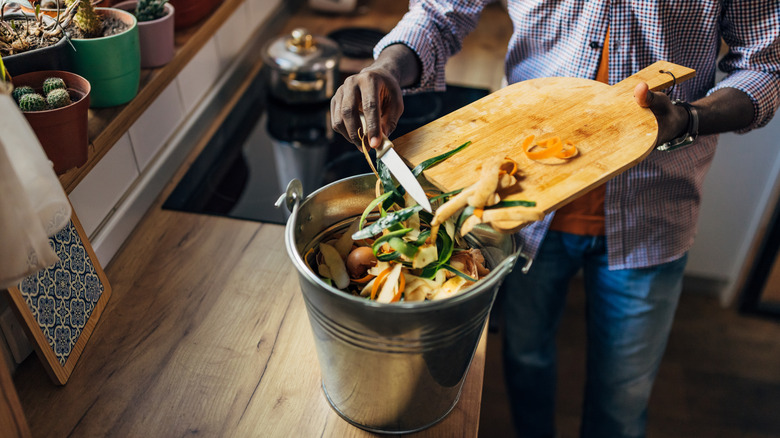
[589, 41, 601, 49]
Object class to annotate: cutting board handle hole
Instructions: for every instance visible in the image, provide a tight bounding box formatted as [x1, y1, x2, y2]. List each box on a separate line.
[659, 70, 677, 95]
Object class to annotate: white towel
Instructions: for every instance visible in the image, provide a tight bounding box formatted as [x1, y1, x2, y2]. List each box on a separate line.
[0, 90, 71, 288]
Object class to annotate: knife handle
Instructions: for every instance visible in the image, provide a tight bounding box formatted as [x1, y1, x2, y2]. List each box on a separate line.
[358, 113, 394, 159]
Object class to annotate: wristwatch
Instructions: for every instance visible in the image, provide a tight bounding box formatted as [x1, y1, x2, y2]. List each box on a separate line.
[656, 100, 699, 151]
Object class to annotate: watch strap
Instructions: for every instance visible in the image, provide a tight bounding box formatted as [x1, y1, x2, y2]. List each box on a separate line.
[657, 100, 699, 152]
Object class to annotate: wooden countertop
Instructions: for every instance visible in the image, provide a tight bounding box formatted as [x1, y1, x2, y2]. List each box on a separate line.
[13, 2, 512, 437]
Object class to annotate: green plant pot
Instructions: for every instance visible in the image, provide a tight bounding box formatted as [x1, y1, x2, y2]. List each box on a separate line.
[69, 7, 140, 108]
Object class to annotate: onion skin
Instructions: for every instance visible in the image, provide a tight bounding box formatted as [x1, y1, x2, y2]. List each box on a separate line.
[319, 243, 350, 289]
[346, 246, 377, 278]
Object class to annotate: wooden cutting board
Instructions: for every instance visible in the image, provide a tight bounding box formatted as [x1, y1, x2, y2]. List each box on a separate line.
[392, 61, 695, 232]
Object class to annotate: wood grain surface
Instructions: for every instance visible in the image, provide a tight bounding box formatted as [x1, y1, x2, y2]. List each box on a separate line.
[0, 349, 31, 438]
[393, 61, 695, 232]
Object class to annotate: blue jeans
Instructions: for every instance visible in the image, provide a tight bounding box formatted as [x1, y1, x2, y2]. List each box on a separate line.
[501, 231, 687, 438]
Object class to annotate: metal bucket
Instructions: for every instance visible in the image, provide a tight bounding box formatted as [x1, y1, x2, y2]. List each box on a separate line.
[281, 174, 520, 434]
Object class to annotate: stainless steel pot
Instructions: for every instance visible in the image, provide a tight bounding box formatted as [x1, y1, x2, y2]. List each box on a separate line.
[280, 174, 520, 434]
[262, 28, 341, 104]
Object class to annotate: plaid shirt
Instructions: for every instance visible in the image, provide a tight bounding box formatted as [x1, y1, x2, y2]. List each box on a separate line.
[376, 0, 780, 269]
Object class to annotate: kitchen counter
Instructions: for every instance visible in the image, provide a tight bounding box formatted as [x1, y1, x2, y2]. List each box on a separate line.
[12, 2, 512, 437]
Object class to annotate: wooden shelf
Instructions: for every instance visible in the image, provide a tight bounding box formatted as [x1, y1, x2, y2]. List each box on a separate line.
[57, 0, 249, 194]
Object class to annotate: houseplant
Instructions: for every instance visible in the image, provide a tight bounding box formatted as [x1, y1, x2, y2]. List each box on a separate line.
[0, 3, 77, 76]
[12, 69, 91, 174]
[63, 0, 140, 107]
[112, 0, 174, 68]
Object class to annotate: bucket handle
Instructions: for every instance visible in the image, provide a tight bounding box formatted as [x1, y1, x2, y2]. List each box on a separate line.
[498, 238, 534, 275]
[275, 179, 304, 213]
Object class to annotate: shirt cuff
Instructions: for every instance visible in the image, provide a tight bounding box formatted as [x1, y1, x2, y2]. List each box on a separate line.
[709, 69, 780, 133]
[374, 23, 447, 94]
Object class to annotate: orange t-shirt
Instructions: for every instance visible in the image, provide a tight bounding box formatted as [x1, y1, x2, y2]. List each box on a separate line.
[548, 30, 609, 236]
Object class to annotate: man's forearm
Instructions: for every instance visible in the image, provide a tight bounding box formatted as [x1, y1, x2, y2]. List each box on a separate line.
[694, 87, 755, 136]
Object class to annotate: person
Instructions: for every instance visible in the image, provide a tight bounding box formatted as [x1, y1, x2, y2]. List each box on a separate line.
[329, 1, 780, 437]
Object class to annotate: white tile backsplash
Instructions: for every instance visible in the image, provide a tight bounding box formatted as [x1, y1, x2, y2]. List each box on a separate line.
[69, 134, 139, 237]
[177, 38, 222, 114]
[215, 2, 252, 69]
[128, 81, 185, 171]
[247, 0, 281, 26]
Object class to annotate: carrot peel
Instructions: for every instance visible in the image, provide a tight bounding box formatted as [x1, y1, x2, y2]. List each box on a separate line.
[352, 273, 376, 284]
[391, 273, 406, 302]
[523, 135, 578, 161]
[371, 267, 392, 300]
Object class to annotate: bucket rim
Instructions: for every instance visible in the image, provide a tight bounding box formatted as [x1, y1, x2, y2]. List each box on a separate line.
[284, 173, 519, 313]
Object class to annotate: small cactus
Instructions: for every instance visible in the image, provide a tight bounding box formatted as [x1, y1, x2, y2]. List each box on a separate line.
[19, 93, 47, 112]
[46, 88, 72, 109]
[12, 85, 35, 103]
[135, 0, 169, 22]
[43, 77, 67, 95]
[64, 0, 103, 38]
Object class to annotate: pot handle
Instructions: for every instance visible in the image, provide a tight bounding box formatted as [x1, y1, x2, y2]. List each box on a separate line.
[274, 179, 304, 213]
[283, 74, 325, 92]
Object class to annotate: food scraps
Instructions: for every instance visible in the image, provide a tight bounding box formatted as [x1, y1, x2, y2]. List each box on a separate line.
[306, 133, 559, 303]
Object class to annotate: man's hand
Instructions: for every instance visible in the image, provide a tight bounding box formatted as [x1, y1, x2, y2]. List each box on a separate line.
[331, 44, 421, 149]
[633, 82, 689, 146]
[633, 81, 755, 145]
[331, 66, 404, 149]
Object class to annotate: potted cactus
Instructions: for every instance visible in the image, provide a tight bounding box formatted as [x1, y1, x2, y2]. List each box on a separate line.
[63, 0, 140, 107]
[113, 0, 174, 68]
[0, 2, 77, 76]
[12, 69, 91, 174]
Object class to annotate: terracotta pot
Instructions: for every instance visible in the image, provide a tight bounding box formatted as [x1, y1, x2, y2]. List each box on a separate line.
[13, 70, 91, 175]
[113, 1, 175, 68]
[1, 13, 73, 77]
[68, 7, 140, 107]
[168, 0, 221, 30]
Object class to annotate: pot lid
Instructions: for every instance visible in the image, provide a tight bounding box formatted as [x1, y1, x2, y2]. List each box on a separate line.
[263, 28, 340, 73]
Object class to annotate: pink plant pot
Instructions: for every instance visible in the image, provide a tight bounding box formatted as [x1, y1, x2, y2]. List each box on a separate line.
[114, 1, 176, 68]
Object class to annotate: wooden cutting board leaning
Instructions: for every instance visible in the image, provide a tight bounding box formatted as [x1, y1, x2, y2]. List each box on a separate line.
[392, 61, 696, 233]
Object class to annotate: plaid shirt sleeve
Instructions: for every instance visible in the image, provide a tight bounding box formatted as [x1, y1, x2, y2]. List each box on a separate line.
[373, 0, 496, 93]
[710, 0, 780, 133]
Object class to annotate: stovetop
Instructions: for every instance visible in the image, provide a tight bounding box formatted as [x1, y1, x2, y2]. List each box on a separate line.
[163, 69, 489, 225]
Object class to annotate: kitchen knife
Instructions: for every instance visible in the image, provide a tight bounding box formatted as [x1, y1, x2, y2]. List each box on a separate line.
[360, 115, 433, 213]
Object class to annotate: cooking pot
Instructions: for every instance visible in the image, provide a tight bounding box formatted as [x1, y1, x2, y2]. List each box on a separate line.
[262, 28, 341, 104]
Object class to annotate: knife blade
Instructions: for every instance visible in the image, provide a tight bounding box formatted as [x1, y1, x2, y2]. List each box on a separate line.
[359, 115, 433, 213]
